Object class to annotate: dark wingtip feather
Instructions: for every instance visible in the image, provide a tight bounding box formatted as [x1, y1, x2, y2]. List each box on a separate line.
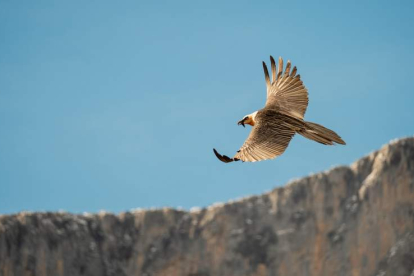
[213, 148, 235, 163]
[277, 56, 283, 80]
[291, 66, 297, 77]
[270, 56, 276, 82]
[262, 62, 270, 87]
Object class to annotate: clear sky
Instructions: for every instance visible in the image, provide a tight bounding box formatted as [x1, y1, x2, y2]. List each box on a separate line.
[1, 1, 414, 214]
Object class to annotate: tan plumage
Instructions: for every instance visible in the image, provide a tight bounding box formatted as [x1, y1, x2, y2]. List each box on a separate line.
[265, 57, 308, 120]
[213, 56, 345, 163]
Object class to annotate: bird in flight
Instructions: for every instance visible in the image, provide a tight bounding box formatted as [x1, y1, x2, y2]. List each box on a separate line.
[213, 56, 345, 163]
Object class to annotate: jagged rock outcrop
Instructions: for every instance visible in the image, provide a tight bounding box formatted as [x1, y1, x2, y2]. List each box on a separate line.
[373, 231, 414, 276]
[1, 137, 414, 276]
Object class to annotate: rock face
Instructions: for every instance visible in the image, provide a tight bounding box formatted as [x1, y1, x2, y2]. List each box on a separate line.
[1, 137, 414, 276]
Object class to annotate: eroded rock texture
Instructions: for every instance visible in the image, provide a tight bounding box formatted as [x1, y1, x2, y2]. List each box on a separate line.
[1, 137, 414, 276]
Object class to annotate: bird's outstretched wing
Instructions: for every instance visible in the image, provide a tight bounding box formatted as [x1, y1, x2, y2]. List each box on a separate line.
[214, 111, 301, 163]
[263, 56, 309, 119]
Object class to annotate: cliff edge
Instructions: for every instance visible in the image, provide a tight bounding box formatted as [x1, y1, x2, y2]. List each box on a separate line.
[1, 137, 414, 276]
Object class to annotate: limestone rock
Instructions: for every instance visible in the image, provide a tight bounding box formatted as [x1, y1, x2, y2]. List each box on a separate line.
[1, 137, 414, 276]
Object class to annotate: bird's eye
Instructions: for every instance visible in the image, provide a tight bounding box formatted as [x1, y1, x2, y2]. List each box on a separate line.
[244, 117, 248, 120]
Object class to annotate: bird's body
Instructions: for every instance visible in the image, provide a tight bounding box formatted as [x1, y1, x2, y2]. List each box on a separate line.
[213, 56, 345, 163]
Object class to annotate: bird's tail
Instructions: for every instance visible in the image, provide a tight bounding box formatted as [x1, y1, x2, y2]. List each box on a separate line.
[298, 121, 346, 145]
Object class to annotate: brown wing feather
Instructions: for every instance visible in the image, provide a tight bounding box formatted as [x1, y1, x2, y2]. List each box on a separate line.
[233, 110, 301, 162]
[270, 56, 277, 83]
[262, 61, 271, 89]
[264, 56, 309, 119]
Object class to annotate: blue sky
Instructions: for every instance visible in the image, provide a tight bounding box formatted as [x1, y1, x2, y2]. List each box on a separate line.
[1, 1, 413, 214]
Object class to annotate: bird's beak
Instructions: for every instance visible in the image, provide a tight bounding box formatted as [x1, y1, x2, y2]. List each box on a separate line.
[237, 119, 245, 127]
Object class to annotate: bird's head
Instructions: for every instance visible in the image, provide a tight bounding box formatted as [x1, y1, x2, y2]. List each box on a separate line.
[238, 111, 258, 127]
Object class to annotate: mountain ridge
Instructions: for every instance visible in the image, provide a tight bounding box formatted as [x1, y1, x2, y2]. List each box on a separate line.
[1, 136, 414, 276]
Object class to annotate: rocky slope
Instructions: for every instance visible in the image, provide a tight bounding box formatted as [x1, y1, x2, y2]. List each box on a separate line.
[1, 137, 414, 276]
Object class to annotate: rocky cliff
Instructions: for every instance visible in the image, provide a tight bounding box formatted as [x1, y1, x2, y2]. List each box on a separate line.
[1, 137, 414, 276]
